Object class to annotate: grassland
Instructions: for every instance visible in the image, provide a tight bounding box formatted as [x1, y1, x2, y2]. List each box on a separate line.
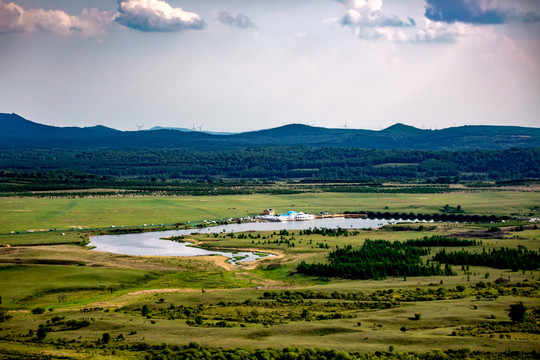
[0, 191, 539, 359]
[1, 191, 540, 233]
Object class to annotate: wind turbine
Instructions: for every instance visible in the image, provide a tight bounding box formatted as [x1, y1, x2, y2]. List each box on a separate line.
[197, 124, 204, 132]
[191, 123, 197, 131]
[342, 121, 348, 129]
[136, 124, 144, 131]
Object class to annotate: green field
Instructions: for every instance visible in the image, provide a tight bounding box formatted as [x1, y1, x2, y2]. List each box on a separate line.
[0, 191, 539, 359]
[1, 191, 539, 233]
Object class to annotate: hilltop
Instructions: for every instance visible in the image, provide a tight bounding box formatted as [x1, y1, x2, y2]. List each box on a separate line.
[1, 113, 538, 150]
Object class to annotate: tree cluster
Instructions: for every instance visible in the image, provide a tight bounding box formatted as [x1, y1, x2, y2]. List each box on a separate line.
[297, 240, 456, 280]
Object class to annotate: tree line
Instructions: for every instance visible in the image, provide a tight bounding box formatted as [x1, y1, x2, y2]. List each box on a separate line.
[0, 146, 538, 182]
[433, 246, 540, 271]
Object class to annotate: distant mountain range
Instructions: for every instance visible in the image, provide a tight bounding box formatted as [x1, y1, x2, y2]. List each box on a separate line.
[1, 112, 538, 151]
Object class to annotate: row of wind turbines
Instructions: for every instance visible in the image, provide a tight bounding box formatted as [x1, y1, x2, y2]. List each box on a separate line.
[136, 123, 204, 132]
[135, 122, 443, 132]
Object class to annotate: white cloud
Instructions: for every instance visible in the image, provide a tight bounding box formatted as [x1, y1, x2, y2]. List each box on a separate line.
[0, 0, 113, 35]
[414, 19, 477, 43]
[115, 0, 205, 32]
[337, 0, 383, 12]
[338, 0, 414, 28]
[0, 0, 23, 34]
[336, 0, 415, 41]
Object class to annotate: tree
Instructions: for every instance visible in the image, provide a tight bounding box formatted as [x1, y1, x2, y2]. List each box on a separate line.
[102, 333, 111, 344]
[195, 315, 204, 326]
[141, 305, 150, 317]
[508, 302, 527, 323]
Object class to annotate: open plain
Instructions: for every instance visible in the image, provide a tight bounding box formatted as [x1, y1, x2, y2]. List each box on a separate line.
[1, 190, 539, 359]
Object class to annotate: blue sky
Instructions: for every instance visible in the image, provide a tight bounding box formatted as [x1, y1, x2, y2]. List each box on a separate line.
[0, 0, 539, 132]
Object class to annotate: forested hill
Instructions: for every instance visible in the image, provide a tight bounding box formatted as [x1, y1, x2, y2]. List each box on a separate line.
[1, 112, 539, 151]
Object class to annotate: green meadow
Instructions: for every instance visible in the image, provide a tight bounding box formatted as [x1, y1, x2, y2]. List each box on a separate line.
[0, 191, 539, 359]
[1, 191, 539, 233]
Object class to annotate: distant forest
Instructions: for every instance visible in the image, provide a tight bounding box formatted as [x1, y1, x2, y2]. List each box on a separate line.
[0, 147, 538, 183]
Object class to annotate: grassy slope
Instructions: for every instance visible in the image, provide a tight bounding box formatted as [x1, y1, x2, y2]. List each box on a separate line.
[1, 191, 539, 233]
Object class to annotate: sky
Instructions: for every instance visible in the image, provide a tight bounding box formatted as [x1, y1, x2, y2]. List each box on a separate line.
[0, 0, 539, 132]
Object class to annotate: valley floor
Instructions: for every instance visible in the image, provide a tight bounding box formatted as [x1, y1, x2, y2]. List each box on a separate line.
[0, 191, 539, 359]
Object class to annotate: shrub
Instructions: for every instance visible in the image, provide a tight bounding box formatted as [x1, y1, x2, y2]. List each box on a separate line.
[37, 325, 47, 340]
[31, 307, 45, 315]
[0, 311, 12, 323]
[66, 319, 90, 329]
[476, 282, 487, 289]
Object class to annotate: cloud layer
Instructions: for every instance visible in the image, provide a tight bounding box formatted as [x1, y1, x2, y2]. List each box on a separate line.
[216, 10, 256, 29]
[115, 0, 205, 32]
[425, 0, 540, 25]
[0, 0, 206, 35]
[336, 0, 539, 43]
[0, 0, 113, 35]
[1, 0, 538, 42]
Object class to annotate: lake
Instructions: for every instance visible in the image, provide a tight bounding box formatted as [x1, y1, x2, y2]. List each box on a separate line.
[89, 217, 421, 264]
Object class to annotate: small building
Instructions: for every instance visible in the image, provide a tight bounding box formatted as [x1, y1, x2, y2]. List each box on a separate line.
[263, 208, 275, 215]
